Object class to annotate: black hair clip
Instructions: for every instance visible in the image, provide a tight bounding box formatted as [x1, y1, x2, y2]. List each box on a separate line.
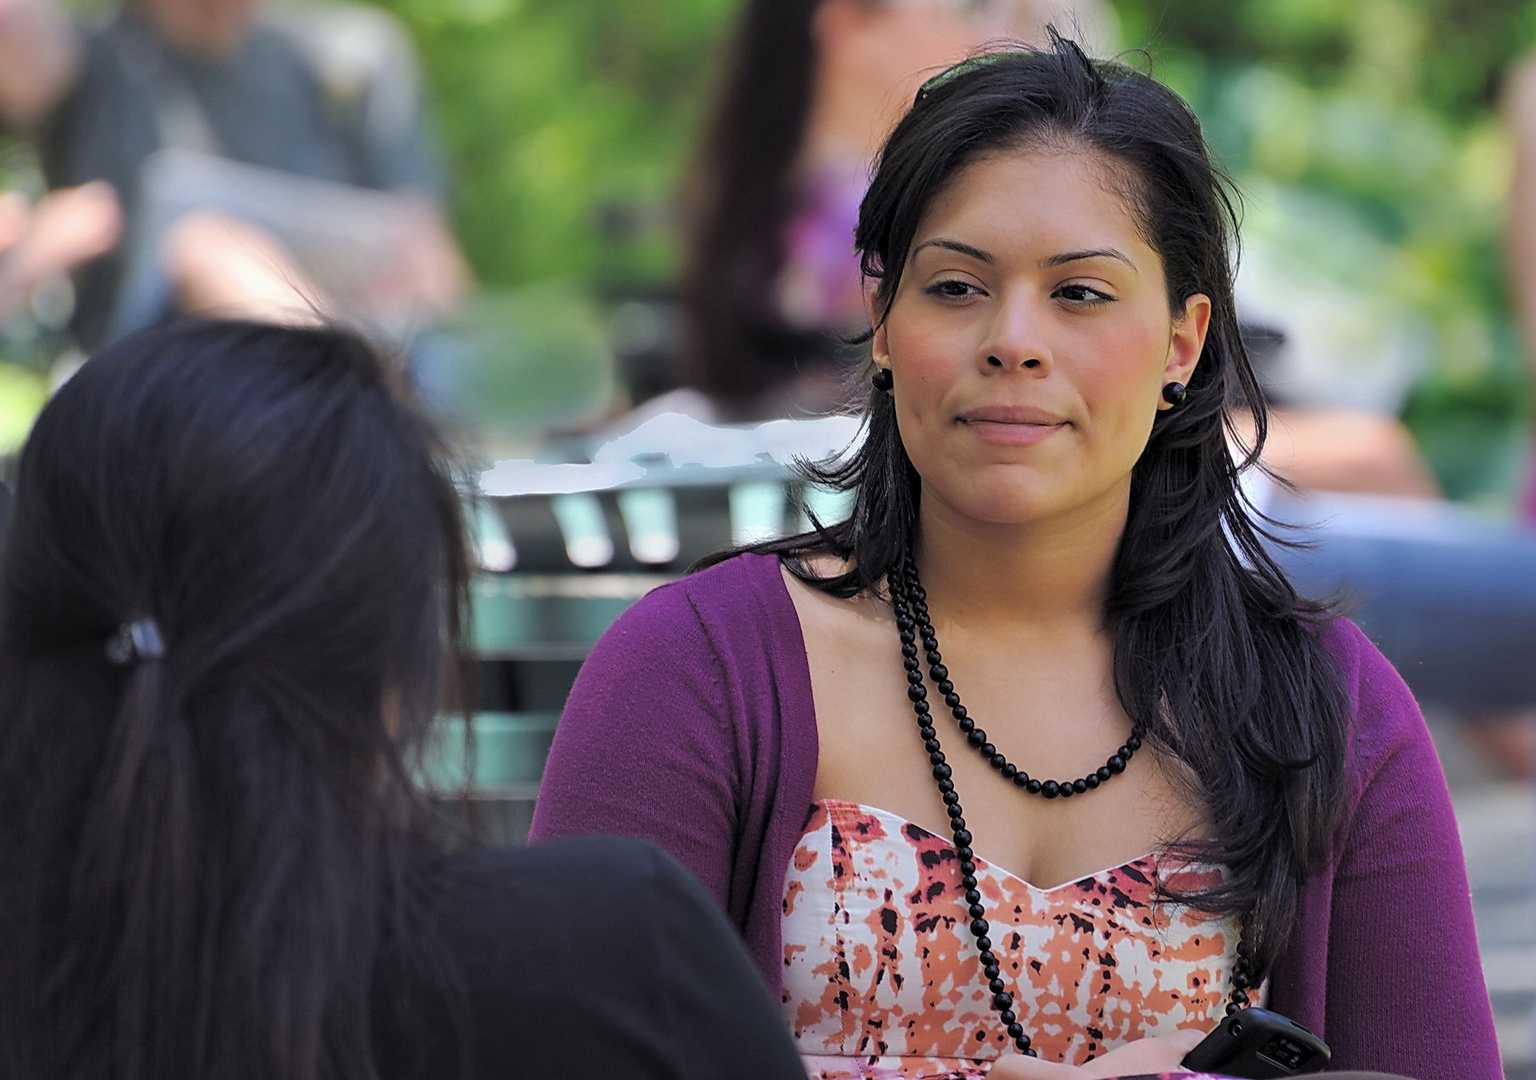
[106, 618, 166, 666]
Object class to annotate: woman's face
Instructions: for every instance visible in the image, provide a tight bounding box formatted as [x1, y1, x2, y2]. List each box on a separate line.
[871, 146, 1209, 532]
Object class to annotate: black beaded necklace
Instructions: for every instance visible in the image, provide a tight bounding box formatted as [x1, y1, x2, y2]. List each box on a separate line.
[886, 551, 1254, 1059]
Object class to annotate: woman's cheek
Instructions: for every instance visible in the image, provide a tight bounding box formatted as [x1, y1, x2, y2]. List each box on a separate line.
[1075, 326, 1168, 425]
[888, 333, 966, 430]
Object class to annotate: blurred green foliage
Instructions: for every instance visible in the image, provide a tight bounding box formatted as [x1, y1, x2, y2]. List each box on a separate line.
[372, 0, 736, 292]
[1121, 0, 1534, 499]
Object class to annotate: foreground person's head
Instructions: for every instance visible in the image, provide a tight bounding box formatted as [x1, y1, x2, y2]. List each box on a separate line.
[0, 319, 469, 1080]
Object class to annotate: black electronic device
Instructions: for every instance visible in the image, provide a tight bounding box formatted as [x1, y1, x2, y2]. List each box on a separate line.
[1179, 1007, 1331, 1078]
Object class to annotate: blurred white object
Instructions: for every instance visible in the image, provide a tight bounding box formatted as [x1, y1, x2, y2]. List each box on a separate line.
[480, 459, 643, 498]
[476, 415, 868, 566]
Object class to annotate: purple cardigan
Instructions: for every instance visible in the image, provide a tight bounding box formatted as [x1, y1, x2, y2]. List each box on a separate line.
[530, 553, 1500, 1079]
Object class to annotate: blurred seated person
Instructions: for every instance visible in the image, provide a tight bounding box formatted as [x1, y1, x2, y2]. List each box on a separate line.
[676, 0, 1112, 421]
[1233, 318, 1532, 778]
[0, 319, 806, 1080]
[0, 0, 468, 347]
[1451, 45, 1536, 776]
[1229, 322, 1442, 499]
[1232, 408, 1441, 498]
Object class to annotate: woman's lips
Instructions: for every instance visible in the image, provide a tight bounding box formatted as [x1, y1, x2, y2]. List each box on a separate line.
[957, 406, 1068, 445]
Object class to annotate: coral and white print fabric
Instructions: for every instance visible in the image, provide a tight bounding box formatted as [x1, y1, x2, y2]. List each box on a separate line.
[781, 800, 1252, 1079]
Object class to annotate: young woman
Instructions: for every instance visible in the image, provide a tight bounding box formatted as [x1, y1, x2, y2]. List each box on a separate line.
[533, 37, 1501, 1080]
[0, 319, 804, 1080]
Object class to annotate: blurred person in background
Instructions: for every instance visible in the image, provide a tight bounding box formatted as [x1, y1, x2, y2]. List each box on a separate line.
[1230, 352, 1444, 499]
[0, 0, 469, 349]
[0, 318, 806, 1080]
[1230, 269, 1535, 777]
[675, 0, 1113, 421]
[0, 183, 120, 455]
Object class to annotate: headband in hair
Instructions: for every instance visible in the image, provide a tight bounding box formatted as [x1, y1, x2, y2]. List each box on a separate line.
[106, 618, 166, 666]
[913, 51, 1030, 106]
[911, 34, 1105, 108]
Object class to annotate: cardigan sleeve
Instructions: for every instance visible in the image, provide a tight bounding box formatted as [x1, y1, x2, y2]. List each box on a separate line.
[1316, 621, 1502, 1079]
[528, 577, 747, 917]
[530, 553, 819, 990]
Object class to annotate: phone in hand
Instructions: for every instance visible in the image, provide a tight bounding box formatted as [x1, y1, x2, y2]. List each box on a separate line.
[1179, 1007, 1330, 1078]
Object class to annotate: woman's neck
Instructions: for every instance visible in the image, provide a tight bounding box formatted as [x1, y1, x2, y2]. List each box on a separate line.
[912, 494, 1126, 641]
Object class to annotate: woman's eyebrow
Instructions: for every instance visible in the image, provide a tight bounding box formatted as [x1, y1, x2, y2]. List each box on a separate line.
[911, 238, 993, 263]
[1042, 248, 1137, 272]
[911, 240, 1138, 273]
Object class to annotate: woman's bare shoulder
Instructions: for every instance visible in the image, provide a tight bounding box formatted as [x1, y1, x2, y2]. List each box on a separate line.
[780, 557, 896, 675]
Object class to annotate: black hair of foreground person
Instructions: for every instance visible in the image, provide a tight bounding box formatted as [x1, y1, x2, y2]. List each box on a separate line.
[704, 34, 1352, 980]
[0, 320, 466, 1080]
[0, 320, 805, 1080]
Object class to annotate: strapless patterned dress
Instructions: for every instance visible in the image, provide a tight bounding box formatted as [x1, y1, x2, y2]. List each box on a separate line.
[781, 800, 1258, 1079]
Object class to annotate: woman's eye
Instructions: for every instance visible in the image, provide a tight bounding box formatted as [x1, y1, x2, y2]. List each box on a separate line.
[1055, 283, 1113, 305]
[925, 279, 981, 300]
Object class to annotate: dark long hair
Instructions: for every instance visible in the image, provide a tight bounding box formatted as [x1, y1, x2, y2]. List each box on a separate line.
[0, 320, 472, 1080]
[677, 0, 829, 410]
[705, 35, 1351, 978]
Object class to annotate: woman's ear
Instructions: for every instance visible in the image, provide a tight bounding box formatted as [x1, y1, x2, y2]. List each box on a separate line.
[1160, 292, 1210, 404]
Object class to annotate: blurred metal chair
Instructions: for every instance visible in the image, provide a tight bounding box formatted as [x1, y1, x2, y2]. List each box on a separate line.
[423, 413, 861, 843]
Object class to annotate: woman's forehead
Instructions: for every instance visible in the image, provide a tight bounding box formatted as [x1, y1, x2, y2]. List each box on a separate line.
[910, 146, 1151, 259]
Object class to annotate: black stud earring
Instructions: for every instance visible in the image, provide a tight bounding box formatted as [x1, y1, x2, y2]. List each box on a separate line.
[872, 367, 894, 392]
[1161, 381, 1187, 406]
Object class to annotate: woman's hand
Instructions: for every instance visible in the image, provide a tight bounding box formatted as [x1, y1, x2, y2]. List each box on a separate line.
[988, 1029, 1206, 1078]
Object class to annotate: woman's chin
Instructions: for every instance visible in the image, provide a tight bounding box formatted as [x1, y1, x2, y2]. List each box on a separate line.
[920, 472, 1131, 534]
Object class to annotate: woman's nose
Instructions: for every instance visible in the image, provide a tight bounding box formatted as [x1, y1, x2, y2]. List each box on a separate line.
[977, 293, 1052, 375]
